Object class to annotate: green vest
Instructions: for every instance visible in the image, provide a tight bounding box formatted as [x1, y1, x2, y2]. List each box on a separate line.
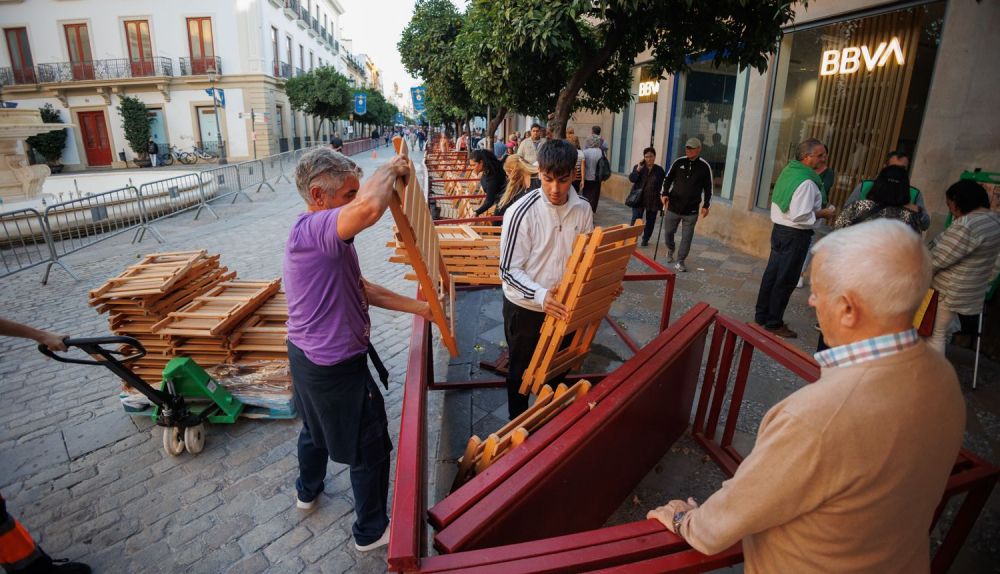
[859, 180, 920, 204]
[772, 160, 823, 212]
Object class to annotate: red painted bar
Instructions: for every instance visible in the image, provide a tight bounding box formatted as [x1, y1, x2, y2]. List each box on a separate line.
[387, 298, 431, 572]
[603, 315, 641, 353]
[720, 341, 755, 450]
[586, 544, 744, 574]
[433, 306, 716, 552]
[427, 304, 713, 531]
[704, 330, 737, 441]
[427, 194, 486, 201]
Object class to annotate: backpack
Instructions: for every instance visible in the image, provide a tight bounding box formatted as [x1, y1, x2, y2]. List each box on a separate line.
[597, 151, 612, 182]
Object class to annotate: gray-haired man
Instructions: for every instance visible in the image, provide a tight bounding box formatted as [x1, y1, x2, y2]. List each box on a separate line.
[284, 148, 431, 551]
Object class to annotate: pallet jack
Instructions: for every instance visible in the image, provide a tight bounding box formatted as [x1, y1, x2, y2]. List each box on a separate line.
[39, 335, 244, 456]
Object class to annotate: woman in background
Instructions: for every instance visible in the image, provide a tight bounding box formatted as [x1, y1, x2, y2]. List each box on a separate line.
[470, 150, 508, 217]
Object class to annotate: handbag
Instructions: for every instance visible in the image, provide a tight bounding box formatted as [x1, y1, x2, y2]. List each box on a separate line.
[624, 186, 642, 208]
[913, 288, 938, 337]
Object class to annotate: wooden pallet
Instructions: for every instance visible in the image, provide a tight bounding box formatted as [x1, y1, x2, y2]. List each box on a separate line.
[388, 142, 459, 356]
[452, 380, 591, 491]
[520, 223, 644, 395]
[152, 279, 281, 337]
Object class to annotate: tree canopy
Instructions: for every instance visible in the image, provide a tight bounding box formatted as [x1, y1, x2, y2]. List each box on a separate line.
[400, 0, 796, 138]
[284, 66, 353, 137]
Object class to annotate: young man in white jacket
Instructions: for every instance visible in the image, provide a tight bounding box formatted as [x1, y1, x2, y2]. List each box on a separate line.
[498, 139, 595, 419]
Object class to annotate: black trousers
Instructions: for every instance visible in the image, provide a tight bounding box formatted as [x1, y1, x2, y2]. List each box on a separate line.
[630, 207, 659, 243]
[288, 342, 391, 545]
[754, 224, 813, 329]
[502, 297, 546, 419]
[581, 180, 601, 212]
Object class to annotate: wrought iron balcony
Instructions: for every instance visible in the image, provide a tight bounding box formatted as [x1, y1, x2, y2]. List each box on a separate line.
[295, 67, 305, 77]
[33, 57, 173, 83]
[272, 61, 292, 79]
[0, 67, 34, 86]
[311, 18, 321, 35]
[283, 0, 300, 18]
[179, 57, 222, 76]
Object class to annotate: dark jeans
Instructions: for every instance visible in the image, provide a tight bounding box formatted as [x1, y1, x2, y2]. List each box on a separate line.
[581, 180, 601, 212]
[503, 297, 547, 419]
[289, 343, 390, 546]
[754, 224, 814, 329]
[630, 207, 659, 243]
[663, 211, 698, 262]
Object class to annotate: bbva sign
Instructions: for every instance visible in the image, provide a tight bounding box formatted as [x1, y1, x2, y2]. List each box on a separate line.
[820, 37, 905, 76]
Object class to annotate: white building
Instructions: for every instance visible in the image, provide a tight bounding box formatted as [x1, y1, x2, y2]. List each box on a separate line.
[0, 0, 368, 169]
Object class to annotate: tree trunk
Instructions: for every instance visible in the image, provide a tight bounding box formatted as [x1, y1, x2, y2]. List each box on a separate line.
[487, 107, 508, 148]
[552, 19, 628, 139]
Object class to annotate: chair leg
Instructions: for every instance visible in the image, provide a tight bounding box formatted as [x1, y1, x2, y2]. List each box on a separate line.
[972, 312, 983, 390]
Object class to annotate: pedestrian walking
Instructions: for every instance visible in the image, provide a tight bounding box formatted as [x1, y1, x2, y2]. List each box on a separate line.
[499, 140, 594, 419]
[627, 147, 666, 247]
[753, 138, 836, 338]
[660, 138, 713, 272]
[579, 135, 604, 213]
[650, 219, 965, 574]
[147, 139, 159, 167]
[516, 124, 547, 165]
[284, 149, 432, 552]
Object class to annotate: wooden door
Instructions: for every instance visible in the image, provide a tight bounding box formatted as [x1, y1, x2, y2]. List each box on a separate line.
[186, 17, 215, 74]
[4, 27, 35, 84]
[124, 20, 154, 77]
[79, 111, 112, 166]
[64, 23, 94, 80]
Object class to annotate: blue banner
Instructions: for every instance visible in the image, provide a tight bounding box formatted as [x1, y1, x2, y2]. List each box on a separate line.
[394, 112, 405, 125]
[410, 86, 426, 112]
[205, 88, 225, 108]
[354, 92, 367, 115]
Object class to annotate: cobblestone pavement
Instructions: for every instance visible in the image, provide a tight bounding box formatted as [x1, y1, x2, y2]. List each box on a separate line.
[1, 144, 421, 574]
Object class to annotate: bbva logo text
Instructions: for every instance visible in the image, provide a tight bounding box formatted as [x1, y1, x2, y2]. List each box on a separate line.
[820, 37, 905, 76]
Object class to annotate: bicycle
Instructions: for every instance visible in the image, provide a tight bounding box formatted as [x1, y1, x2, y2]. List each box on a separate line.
[171, 145, 196, 165]
[191, 145, 219, 162]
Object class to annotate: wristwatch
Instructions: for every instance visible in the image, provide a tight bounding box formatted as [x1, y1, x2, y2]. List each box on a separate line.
[672, 511, 687, 535]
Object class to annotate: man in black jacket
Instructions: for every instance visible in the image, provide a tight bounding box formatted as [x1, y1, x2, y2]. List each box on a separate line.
[661, 138, 713, 272]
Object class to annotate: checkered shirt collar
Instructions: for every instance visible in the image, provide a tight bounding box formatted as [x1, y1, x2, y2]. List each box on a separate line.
[814, 329, 920, 369]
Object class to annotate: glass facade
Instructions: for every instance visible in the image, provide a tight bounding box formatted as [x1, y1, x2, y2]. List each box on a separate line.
[757, 2, 946, 209]
[668, 59, 748, 199]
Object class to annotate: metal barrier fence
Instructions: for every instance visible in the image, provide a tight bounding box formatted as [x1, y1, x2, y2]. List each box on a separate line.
[0, 144, 361, 284]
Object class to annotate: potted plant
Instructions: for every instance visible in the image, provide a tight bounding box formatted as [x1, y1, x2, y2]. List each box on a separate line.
[116, 95, 152, 167]
[25, 103, 68, 174]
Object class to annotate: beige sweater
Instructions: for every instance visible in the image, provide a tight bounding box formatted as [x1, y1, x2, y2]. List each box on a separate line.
[680, 341, 965, 573]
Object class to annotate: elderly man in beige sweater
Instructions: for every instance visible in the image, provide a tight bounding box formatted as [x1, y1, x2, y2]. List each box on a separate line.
[649, 219, 965, 573]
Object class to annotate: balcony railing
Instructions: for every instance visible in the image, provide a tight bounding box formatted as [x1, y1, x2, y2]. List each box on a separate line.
[283, 0, 300, 16]
[32, 57, 173, 83]
[311, 18, 321, 35]
[298, 5, 309, 23]
[273, 61, 292, 79]
[0, 67, 32, 86]
[295, 67, 305, 77]
[179, 57, 222, 76]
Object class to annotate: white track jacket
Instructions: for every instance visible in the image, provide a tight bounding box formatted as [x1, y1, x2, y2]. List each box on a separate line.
[499, 188, 595, 312]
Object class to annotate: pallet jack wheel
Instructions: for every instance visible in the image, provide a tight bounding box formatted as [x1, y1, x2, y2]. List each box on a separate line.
[184, 424, 206, 454]
[162, 426, 185, 456]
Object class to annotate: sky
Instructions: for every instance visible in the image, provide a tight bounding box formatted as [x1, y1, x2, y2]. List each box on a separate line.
[336, 0, 465, 97]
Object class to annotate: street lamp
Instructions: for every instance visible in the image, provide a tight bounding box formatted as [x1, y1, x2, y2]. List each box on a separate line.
[207, 68, 228, 165]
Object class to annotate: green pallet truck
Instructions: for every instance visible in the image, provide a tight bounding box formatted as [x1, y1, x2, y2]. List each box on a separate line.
[39, 335, 244, 456]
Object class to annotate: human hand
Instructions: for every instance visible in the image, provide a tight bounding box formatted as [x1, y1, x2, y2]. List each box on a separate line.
[700, 207, 709, 219]
[904, 203, 920, 213]
[37, 331, 68, 352]
[543, 289, 568, 321]
[646, 497, 699, 533]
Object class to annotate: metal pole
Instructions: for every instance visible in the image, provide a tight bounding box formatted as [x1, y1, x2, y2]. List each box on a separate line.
[209, 70, 227, 165]
[653, 209, 664, 260]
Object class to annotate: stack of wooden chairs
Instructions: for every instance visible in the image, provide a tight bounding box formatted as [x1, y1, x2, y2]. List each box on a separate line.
[452, 380, 591, 490]
[227, 291, 289, 362]
[389, 223, 501, 286]
[89, 251, 236, 384]
[151, 279, 282, 368]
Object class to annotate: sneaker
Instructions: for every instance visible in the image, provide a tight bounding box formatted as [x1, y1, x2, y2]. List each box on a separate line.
[666, 249, 675, 263]
[355, 523, 391, 552]
[796, 276, 805, 289]
[296, 495, 318, 510]
[50, 559, 92, 573]
[674, 261, 687, 273]
[765, 325, 798, 339]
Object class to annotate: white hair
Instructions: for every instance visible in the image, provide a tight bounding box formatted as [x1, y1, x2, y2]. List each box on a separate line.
[811, 219, 931, 319]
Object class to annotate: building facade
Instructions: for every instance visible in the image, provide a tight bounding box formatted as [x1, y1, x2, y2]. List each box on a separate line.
[0, 0, 371, 169]
[575, 0, 999, 255]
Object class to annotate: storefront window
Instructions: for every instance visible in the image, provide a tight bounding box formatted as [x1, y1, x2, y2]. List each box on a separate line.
[757, 2, 945, 209]
[668, 59, 747, 199]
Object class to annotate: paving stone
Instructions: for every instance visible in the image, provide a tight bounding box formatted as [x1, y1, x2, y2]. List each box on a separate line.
[1, 431, 68, 488]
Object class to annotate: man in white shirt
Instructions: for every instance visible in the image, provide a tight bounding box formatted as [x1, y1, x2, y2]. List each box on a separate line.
[516, 123, 548, 165]
[754, 139, 836, 338]
[499, 139, 594, 418]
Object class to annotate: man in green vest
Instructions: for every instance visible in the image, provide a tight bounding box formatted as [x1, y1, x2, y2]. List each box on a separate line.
[754, 139, 837, 338]
[845, 150, 929, 230]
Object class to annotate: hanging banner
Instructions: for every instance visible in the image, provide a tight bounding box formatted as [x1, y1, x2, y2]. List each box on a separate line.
[205, 88, 226, 108]
[410, 86, 426, 112]
[354, 92, 367, 115]
[395, 112, 405, 124]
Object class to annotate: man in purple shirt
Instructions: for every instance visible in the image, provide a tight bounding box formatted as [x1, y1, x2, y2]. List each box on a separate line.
[284, 148, 430, 552]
